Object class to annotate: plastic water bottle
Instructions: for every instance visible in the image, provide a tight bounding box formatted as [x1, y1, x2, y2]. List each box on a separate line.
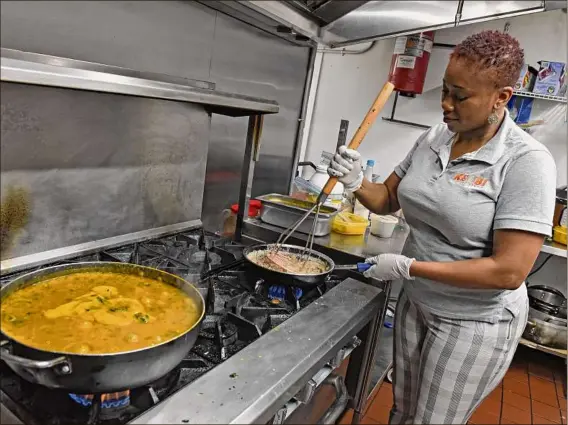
[353, 159, 375, 220]
[364, 159, 374, 182]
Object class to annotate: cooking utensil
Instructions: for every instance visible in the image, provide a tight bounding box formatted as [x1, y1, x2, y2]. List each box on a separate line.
[273, 82, 395, 257]
[243, 244, 371, 289]
[334, 263, 372, 272]
[0, 262, 205, 393]
[527, 285, 566, 308]
[0, 186, 30, 258]
[524, 307, 567, 349]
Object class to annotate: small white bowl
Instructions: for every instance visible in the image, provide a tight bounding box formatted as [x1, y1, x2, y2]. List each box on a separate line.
[370, 214, 398, 238]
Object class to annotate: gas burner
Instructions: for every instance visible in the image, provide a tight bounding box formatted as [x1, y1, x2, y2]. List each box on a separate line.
[190, 251, 221, 267]
[104, 245, 137, 263]
[66, 368, 184, 424]
[0, 227, 351, 425]
[200, 315, 239, 347]
[69, 391, 130, 421]
[268, 286, 303, 310]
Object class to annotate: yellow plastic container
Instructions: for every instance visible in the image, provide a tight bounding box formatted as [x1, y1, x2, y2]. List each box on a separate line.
[553, 226, 567, 245]
[332, 212, 369, 235]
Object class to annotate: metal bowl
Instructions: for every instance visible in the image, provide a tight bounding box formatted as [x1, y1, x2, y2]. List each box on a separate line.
[524, 307, 567, 349]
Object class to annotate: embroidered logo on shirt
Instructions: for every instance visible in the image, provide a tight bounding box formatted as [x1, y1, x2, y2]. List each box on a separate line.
[453, 173, 488, 187]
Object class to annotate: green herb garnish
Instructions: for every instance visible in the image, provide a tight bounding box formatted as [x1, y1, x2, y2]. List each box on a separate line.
[134, 312, 150, 324]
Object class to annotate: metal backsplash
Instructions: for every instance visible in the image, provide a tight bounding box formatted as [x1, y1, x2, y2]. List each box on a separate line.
[202, 14, 311, 232]
[0, 1, 309, 255]
[1, 82, 211, 259]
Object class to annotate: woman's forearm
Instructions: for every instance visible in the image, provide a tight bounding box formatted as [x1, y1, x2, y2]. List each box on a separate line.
[409, 257, 525, 290]
[353, 179, 392, 215]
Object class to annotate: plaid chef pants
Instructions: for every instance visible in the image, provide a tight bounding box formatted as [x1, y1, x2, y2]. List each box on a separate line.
[390, 289, 528, 424]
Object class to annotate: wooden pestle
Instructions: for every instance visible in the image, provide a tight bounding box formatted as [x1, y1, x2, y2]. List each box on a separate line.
[317, 81, 395, 204]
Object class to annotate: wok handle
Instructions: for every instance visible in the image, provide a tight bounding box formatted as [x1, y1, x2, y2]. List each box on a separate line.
[0, 340, 72, 374]
[318, 82, 395, 203]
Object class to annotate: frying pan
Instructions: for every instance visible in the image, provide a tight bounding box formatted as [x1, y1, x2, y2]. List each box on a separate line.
[242, 243, 370, 289]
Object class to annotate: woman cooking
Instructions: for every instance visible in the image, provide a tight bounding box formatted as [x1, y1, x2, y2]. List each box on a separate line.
[328, 30, 556, 424]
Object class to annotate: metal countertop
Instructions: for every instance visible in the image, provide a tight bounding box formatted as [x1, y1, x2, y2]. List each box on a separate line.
[131, 278, 383, 424]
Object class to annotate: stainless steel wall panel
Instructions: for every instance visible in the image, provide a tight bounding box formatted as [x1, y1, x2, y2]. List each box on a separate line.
[1, 82, 210, 259]
[0, 0, 310, 243]
[202, 14, 310, 231]
[0, 1, 216, 82]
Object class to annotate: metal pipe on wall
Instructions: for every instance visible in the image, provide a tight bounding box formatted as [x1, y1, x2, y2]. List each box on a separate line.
[317, 41, 376, 55]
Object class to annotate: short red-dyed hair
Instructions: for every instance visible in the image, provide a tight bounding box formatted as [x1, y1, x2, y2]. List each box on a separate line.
[451, 30, 524, 88]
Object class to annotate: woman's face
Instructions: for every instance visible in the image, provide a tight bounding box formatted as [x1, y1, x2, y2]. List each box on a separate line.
[441, 58, 512, 134]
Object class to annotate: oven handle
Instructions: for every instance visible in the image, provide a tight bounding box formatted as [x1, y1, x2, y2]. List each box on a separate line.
[319, 374, 349, 425]
[0, 340, 72, 374]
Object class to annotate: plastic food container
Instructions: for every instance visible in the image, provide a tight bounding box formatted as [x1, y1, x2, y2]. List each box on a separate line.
[370, 214, 399, 238]
[291, 176, 343, 209]
[553, 225, 567, 245]
[332, 212, 369, 235]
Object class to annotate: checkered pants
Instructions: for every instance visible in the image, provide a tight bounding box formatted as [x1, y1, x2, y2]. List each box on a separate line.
[390, 289, 528, 424]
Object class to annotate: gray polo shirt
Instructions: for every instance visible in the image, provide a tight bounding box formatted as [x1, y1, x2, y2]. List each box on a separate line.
[394, 110, 556, 323]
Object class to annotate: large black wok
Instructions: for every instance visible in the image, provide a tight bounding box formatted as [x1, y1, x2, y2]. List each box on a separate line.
[243, 243, 337, 289]
[0, 262, 205, 393]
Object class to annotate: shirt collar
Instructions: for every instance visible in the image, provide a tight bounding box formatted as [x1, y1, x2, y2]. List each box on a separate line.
[430, 109, 512, 165]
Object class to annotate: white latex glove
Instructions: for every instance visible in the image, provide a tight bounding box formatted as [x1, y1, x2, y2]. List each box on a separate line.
[363, 254, 415, 281]
[327, 145, 363, 192]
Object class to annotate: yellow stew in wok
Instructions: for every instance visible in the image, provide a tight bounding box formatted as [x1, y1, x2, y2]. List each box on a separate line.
[1, 272, 201, 354]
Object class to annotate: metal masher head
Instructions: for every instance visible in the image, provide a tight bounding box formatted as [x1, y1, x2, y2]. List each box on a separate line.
[273, 202, 321, 260]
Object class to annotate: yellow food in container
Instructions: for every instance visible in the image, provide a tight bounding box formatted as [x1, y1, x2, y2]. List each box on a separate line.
[553, 226, 567, 245]
[332, 212, 369, 235]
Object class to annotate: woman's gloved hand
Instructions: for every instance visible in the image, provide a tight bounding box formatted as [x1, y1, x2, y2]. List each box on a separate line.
[363, 254, 415, 281]
[327, 145, 363, 192]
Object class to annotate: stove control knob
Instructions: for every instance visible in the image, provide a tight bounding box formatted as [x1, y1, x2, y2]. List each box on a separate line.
[351, 336, 362, 348]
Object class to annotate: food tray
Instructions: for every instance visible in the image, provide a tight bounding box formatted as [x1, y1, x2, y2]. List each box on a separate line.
[332, 212, 369, 235]
[256, 194, 338, 237]
[553, 226, 567, 245]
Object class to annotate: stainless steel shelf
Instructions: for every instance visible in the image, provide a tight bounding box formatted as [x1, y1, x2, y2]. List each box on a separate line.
[0, 48, 279, 117]
[519, 338, 567, 359]
[541, 240, 567, 258]
[513, 90, 567, 103]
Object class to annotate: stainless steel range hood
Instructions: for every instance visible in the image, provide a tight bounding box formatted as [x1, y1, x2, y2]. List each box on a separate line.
[201, 1, 564, 48]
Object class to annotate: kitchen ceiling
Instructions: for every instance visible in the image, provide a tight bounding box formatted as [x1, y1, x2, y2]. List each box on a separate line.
[200, 1, 566, 48]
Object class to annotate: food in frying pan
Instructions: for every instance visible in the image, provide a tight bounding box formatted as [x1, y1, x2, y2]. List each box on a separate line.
[247, 249, 329, 274]
[1, 272, 201, 354]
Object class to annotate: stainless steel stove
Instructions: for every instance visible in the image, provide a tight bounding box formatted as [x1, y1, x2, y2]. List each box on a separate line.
[1, 228, 385, 425]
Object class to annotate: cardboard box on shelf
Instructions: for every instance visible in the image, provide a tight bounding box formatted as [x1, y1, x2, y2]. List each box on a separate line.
[533, 61, 566, 96]
[514, 64, 538, 92]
